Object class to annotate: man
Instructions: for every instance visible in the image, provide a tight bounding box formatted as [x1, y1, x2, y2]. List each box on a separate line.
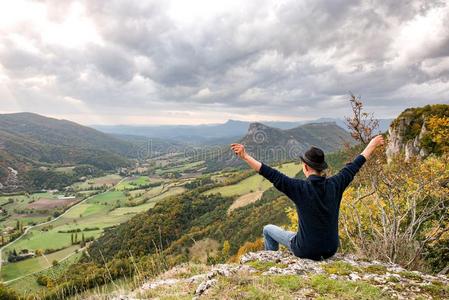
[230, 135, 384, 260]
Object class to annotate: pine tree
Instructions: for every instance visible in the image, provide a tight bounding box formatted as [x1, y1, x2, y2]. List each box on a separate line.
[75, 233, 78, 244]
[71, 233, 74, 245]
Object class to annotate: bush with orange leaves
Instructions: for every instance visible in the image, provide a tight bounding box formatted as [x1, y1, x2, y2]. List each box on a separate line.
[230, 238, 264, 262]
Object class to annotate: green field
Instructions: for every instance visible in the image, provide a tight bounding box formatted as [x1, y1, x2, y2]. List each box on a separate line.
[204, 162, 299, 197]
[1, 245, 81, 282]
[7, 251, 82, 294]
[115, 176, 163, 191]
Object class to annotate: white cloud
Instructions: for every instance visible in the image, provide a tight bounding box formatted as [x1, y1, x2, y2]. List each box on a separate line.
[0, 0, 448, 125]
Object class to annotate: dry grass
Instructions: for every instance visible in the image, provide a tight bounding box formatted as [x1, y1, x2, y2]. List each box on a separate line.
[189, 238, 220, 264]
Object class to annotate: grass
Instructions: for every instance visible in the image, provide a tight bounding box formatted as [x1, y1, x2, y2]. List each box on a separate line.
[420, 281, 449, 299]
[204, 162, 299, 197]
[323, 261, 361, 276]
[362, 264, 388, 275]
[270, 275, 304, 291]
[398, 270, 423, 282]
[205, 272, 386, 300]
[310, 274, 386, 299]
[246, 260, 288, 272]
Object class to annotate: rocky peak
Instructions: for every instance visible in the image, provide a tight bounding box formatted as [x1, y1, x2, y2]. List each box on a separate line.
[386, 116, 429, 162]
[108, 251, 449, 299]
[247, 122, 272, 134]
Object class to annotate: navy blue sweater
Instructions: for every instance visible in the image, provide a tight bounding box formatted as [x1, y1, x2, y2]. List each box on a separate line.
[259, 155, 366, 260]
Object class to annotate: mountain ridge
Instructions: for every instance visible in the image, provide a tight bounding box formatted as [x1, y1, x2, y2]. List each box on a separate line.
[204, 121, 353, 171]
[92, 118, 393, 142]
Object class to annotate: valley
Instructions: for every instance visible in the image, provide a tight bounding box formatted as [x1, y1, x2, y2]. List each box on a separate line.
[0, 143, 302, 294]
[0, 153, 202, 284]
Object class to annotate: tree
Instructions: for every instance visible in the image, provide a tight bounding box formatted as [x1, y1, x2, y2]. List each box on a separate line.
[345, 93, 380, 145]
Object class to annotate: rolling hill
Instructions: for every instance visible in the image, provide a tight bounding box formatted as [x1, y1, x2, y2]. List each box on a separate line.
[0, 113, 136, 190]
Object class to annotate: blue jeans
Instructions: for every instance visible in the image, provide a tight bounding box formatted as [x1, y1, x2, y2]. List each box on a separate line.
[263, 224, 295, 252]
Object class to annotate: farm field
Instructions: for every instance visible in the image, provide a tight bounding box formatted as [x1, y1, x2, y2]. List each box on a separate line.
[1, 172, 189, 283]
[0, 192, 81, 242]
[1, 245, 80, 282]
[6, 249, 83, 295]
[155, 160, 205, 176]
[115, 175, 163, 191]
[71, 174, 122, 191]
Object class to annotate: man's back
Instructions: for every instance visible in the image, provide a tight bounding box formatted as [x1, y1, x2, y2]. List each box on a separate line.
[259, 155, 366, 260]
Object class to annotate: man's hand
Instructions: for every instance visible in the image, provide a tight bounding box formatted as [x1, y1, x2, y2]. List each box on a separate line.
[230, 143, 262, 172]
[361, 135, 385, 160]
[368, 135, 385, 148]
[231, 143, 247, 159]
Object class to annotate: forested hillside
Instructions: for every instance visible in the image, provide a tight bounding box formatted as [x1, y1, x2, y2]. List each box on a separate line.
[0, 113, 135, 191]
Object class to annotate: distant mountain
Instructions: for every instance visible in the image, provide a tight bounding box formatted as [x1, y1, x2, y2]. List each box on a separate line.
[111, 134, 189, 158]
[0, 113, 138, 190]
[92, 118, 392, 142]
[204, 122, 354, 171]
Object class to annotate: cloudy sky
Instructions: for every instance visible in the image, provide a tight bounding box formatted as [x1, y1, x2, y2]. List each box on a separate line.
[0, 0, 448, 125]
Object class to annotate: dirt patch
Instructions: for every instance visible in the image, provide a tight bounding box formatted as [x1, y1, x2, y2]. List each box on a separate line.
[27, 198, 78, 210]
[228, 191, 264, 214]
[93, 177, 121, 186]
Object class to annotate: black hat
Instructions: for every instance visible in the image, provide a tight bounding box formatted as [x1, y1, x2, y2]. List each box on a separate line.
[299, 146, 328, 171]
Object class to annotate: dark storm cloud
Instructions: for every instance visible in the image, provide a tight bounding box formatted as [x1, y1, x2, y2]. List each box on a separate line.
[0, 0, 448, 124]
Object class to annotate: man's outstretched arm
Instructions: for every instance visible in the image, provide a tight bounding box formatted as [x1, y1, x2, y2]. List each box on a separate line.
[332, 135, 385, 191]
[230, 143, 298, 199]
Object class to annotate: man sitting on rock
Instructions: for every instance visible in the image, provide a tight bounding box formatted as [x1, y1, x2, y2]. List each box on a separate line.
[230, 135, 384, 260]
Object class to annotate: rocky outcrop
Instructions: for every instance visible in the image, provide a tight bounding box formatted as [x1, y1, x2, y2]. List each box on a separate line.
[386, 104, 449, 162]
[107, 251, 449, 299]
[386, 117, 428, 162]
